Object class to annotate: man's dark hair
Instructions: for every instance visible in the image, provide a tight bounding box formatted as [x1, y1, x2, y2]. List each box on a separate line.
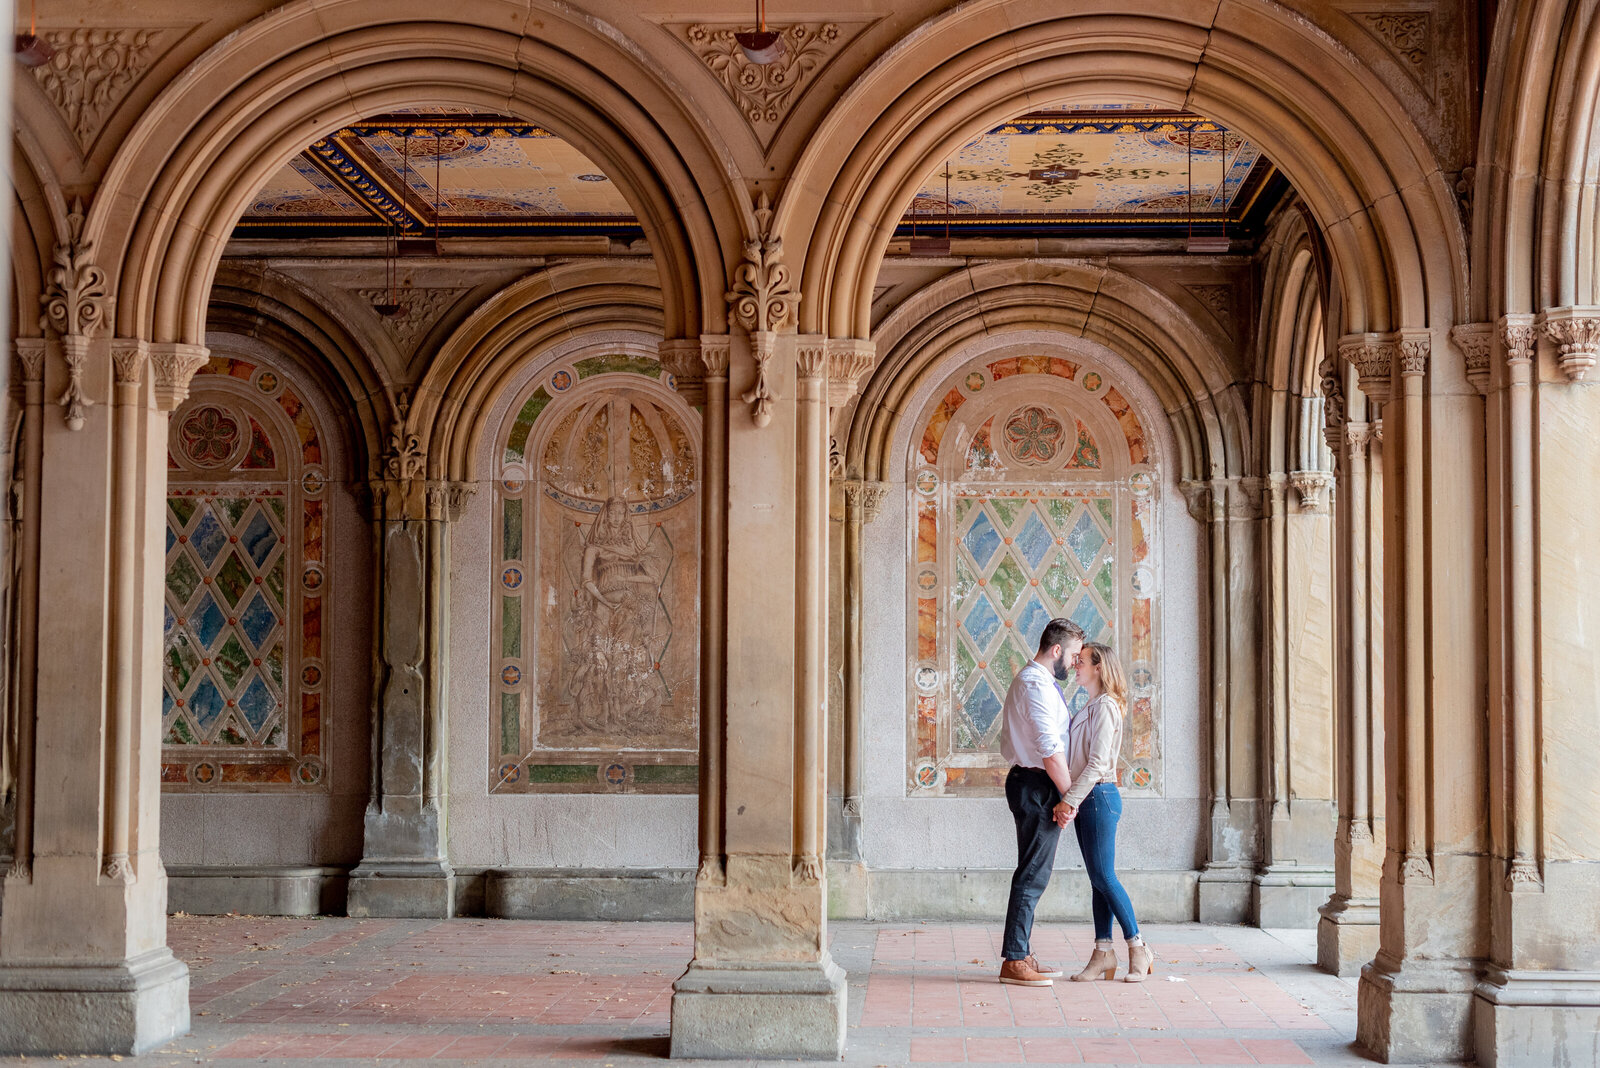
[1037, 618, 1086, 654]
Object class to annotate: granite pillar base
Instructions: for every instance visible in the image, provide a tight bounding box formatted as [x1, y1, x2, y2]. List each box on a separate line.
[346, 860, 455, 918]
[1316, 895, 1379, 976]
[1357, 956, 1477, 1063]
[1474, 968, 1600, 1068]
[0, 949, 190, 1055]
[669, 957, 847, 1060]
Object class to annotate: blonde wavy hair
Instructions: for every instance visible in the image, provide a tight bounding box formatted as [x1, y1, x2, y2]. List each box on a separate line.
[1082, 642, 1128, 710]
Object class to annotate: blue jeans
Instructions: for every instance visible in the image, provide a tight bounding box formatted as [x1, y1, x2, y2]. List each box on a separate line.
[1002, 765, 1062, 960]
[1072, 783, 1140, 941]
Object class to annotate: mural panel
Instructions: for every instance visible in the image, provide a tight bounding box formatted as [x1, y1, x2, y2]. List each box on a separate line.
[162, 359, 328, 790]
[908, 354, 1162, 797]
[493, 355, 699, 793]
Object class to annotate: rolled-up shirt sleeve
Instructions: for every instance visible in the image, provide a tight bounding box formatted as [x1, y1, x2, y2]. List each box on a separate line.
[1061, 701, 1118, 809]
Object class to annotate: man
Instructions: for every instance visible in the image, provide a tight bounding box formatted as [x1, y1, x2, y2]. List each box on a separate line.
[997, 617, 1086, 986]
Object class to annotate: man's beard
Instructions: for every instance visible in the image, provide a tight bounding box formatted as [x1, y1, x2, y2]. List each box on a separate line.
[1052, 654, 1071, 681]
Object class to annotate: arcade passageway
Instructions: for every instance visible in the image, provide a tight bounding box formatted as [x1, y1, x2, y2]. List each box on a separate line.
[0, 916, 1394, 1068]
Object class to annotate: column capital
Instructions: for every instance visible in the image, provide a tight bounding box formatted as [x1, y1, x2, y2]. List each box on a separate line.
[657, 337, 706, 405]
[827, 337, 875, 410]
[147, 342, 211, 411]
[1449, 322, 1494, 394]
[13, 338, 45, 383]
[1338, 332, 1396, 404]
[1345, 421, 1373, 460]
[698, 333, 731, 377]
[110, 338, 147, 386]
[796, 333, 828, 379]
[1397, 329, 1430, 379]
[1539, 305, 1600, 382]
[1290, 470, 1333, 512]
[1500, 312, 1537, 368]
[842, 479, 889, 523]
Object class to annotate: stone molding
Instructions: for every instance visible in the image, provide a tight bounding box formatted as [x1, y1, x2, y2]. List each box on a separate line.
[1338, 332, 1396, 404]
[728, 194, 798, 428]
[40, 199, 111, 340]
[1539, 305, 1600, 382]
[676, 22, 844, 143]
[826, 337, 875, 409]
[1449, 322, 1494, 394]
[1352, 12, 1433, 96]
[147, 343, 210, 411]
[1180, 477, 1265, 522]
[1289, 470, 1333, 513]
[29, 27, 173, 151]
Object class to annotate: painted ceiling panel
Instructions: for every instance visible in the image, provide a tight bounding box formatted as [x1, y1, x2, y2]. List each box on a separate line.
[908, 111, 1271, 220]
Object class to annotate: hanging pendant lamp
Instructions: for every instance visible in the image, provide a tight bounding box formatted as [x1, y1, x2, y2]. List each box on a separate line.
[734, 0, 784, 64]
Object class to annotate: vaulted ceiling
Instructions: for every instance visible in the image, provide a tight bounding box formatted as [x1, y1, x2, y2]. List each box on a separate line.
[233, 104, 1282, 241]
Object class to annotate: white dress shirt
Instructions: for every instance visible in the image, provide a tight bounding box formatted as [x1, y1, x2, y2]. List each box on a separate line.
[999, 660, 1071, 769]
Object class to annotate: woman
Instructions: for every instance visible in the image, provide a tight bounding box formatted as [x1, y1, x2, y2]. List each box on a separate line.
[1052, 641, 1152, 982]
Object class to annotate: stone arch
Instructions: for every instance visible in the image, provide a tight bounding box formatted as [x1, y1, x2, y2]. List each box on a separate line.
[425, 261, 665, 483]
[1476, 0, 1600, 315]
[84, 2, 742, 348]
[845, 261, 1248, 484]
[1253, 205, 1332, 477]
[781, 5, 1464, 342]
[207, 263, 390, 482]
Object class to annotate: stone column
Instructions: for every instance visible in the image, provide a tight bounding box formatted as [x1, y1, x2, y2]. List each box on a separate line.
[1318, 361, 1386, 975]
[1192, 478, 1265, 922]
[346, 418, 470, 919]
[0, 256, 206, 1050]
[1471, 309, 1600, 1066]
[671, 209, 846, 1059]
[1353, 328, 1490, 1063]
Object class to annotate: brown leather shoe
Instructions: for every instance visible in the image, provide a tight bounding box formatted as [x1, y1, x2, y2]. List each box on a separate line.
[999, 958, 1054, 986]
[1024, 954, 1064, 978]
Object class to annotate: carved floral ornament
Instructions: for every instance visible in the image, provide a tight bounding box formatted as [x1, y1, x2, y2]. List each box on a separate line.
[1539, 306, 1600, 382]
[727, 193, 800, 427]
[28, 27, 172, 151]
[679, 22, 843, 141]
[1449, 322, 1494, 394]
[39, 199, 112, 430]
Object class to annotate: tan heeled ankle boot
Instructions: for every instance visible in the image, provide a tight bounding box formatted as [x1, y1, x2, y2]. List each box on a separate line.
[1124, 941, 1153, 982]
[1069, 944, 1117, 981]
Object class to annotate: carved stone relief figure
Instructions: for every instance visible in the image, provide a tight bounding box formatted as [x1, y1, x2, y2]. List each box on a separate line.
[494, 357, 700, 793]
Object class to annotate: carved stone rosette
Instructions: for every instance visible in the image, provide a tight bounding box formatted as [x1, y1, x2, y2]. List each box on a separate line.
[148, 343, 211, 411]
[727, 194, 800, 428]
[1540, 306, 1600, 382]
[1338, 333, 1395, 404]
[1449, 322, 1494, 394]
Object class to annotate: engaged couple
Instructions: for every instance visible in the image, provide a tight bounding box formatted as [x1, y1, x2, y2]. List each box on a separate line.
[997, 617, 1151, 987]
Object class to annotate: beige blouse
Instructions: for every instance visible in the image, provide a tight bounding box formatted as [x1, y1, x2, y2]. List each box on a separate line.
[1060, 692, 1122, 810]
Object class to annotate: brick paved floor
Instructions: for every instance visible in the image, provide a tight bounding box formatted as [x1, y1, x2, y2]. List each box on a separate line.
[0, 917, 1453, 1066]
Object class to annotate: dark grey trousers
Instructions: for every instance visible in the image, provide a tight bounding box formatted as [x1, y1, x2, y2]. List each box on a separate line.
[1002, 764, 1063, 960]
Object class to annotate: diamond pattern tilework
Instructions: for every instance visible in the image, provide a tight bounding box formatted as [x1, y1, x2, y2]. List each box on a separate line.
[164, 494, 288, 748]
[961, 510, 1002, 569]
[1014, 511, 1053, 569]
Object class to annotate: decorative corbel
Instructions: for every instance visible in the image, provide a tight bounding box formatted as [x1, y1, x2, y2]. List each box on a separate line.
[1338, 332, 1395, 406]
[1539, 306, 1600, 382]
[40, 199, 112, 431]
[147, 343, 211, 411]
[727, 193, 799, 428]
[1449, 322, 1494, 394]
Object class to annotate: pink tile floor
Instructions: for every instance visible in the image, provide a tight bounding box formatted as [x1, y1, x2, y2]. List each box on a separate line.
[0, 918, 1443, 1066]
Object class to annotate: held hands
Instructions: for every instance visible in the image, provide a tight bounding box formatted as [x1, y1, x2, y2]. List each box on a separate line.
[1052, 800, 1076, 827]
